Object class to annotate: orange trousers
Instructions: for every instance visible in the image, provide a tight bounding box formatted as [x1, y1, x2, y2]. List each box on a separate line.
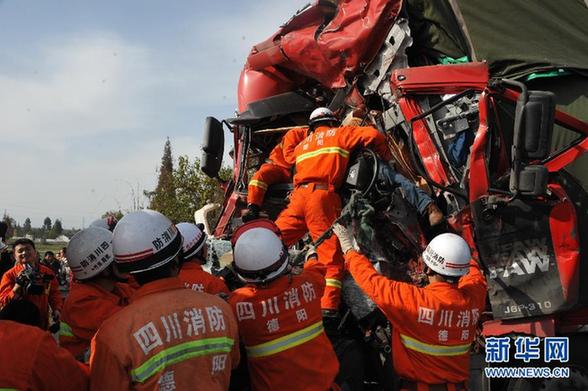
[276, 185, 344, 310]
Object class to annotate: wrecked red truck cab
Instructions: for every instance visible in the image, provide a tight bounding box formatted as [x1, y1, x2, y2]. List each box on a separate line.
[201, 0, 588, 388]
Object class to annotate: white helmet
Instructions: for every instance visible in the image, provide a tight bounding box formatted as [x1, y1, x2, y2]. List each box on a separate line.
[422, 233, 471, 277]
[89, 215, 118, 232]
[67, 227, 115, 280]
[112, 210, 182, 274]
[177, 222, 207, 260]
[231, 219, 290, 284]
[309, 107, 337, 127]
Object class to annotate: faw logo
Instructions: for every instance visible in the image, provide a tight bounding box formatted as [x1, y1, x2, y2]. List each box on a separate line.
[486, 238, 556, 279]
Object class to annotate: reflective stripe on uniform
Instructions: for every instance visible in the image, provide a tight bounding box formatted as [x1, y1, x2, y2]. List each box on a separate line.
[325, 278, 342, 289]
[130, 337, 234, 383]
[59, 322, 74, 338]
[296, 147, 350, 164]
[249, 180, 268, 190]
[245, 321, 324, 358]
[400, 334, 470, 356]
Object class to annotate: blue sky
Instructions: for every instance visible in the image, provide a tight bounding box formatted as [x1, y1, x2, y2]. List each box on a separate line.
[0, 0, 303, 228]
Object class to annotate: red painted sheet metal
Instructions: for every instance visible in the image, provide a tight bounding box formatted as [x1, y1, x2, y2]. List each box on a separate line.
[214, 191, 240, 238]
[468, 91, 491, 202]
[246, 0, 402, 89]
[544, 137, 588, 173]
[237, 66, 298, 112]
[549, 183, 580, 304]
[397, 96, 450, 186]
[391, 63, 489, 96]
[482, 317, 555, 337]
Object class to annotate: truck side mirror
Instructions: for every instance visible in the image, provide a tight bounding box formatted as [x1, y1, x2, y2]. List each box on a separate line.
[518, 165, 549, 196]
[201, 117, 225, 178]
[522, 91, 555, 160]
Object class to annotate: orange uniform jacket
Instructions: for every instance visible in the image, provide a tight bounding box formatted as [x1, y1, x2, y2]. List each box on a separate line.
[276, 124, 392, 310]
[228, 268, 339, 391]
[0, 263, 63, 329]
[179, 262, 229, 295]
[90, 277, 240, 391]
[60, 280, 135, 359]
[248, 127, 308, 207]
[344, 250, 487, 384]
[283, 124, 392, 188]
[0, 320, 88, 390]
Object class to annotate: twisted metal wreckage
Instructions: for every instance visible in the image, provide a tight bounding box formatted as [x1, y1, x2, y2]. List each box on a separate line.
[198, 1, 588, 389]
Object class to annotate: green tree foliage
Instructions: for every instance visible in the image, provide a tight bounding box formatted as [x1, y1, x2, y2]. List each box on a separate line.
[1, 213, 16, 239]
[169, 155, 232, 222]
[43, 217, 52, 231]
[49, 219, 63, 239]
[23, 218, 32, 234]
[148, 138, 177, 216]
[146, 140, 232, 223]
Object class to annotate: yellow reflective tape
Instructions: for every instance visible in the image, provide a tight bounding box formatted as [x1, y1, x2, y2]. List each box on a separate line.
[296, 147, 349, 164]
[131, 337, 234, 383]
[400, 334, 470, 356]
[325, 278, 342, 289]
[245, 321, 323, 358]
[249, 180, 268, 190]
[59, 322, 74, 338]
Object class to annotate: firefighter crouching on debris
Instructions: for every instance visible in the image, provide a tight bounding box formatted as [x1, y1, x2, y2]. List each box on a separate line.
[177, 222, 229, 295]
[333, 225, 487, 390]
[0, 238, 63, 330]
[0, 300, 89, 390]
[227, 219, 339, 391]
[60, 226, 135, 361]
[242, 127, 308, 222]
[89, 210, 239, 390]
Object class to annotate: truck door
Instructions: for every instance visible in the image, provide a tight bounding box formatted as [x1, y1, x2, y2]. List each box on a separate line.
[469, 90, 588, 320]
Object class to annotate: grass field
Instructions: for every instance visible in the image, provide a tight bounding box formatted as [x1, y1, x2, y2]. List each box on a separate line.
[35, 242, 68, 256]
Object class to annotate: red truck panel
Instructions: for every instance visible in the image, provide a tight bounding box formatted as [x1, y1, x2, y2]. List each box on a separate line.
[391, 62, 489, 95]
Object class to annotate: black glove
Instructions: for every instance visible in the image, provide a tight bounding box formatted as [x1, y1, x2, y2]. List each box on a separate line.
[241, 204, 260, 222]
[49, 321, 60, 334]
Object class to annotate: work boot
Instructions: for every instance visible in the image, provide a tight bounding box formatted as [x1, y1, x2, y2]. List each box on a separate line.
[427, 203, 444, 226]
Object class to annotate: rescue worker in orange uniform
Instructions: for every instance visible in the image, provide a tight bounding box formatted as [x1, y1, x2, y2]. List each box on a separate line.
[59, 226, 135, 361]
[276, 107, 394, 313]
[227, 219, 339, 391]
[243, 127, 309, 222]
[177, 222, 229, 295]
[90, 210, 240, 390]
[0, 238, 63, 330]
[333, 224, 487, 390]
[0, 300, 88, 390]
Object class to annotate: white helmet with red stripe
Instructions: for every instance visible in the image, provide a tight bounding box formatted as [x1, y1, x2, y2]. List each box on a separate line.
[67, 227, 114, 280]
[231, 219, 290, 284]
[422, 233, 471, 277]
[176, 222, 207, 261]
[112, 209, 182, 274]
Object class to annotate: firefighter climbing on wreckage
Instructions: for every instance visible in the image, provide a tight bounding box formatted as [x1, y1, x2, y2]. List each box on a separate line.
[244, 107, 444, 327]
